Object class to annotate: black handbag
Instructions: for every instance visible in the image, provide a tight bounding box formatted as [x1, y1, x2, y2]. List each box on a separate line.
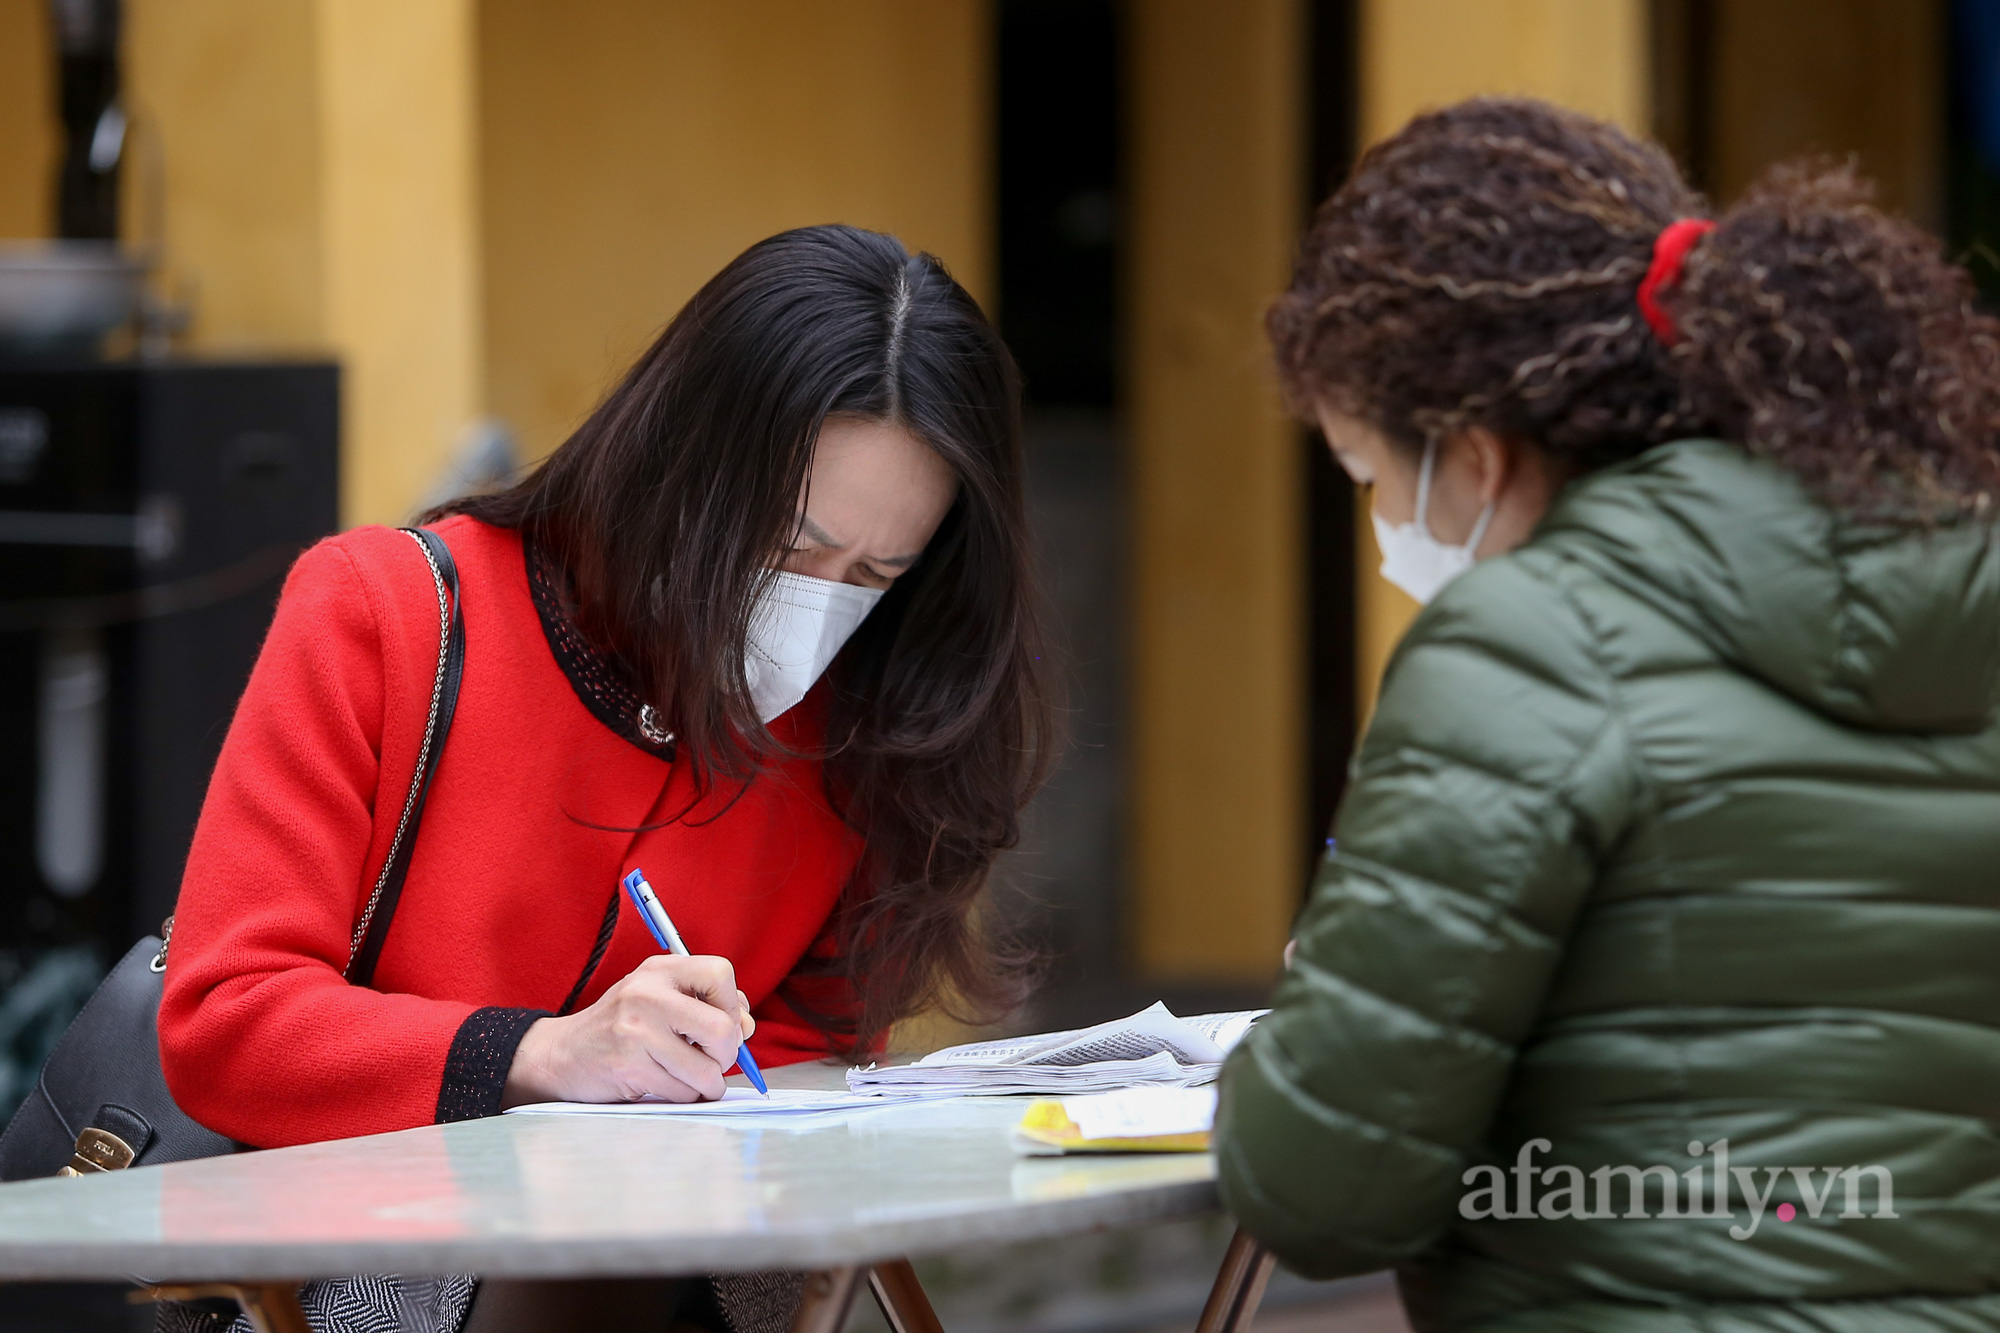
[0, 527, 464, 1181]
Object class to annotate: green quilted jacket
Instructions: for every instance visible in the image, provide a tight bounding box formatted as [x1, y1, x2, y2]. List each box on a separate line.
[1216, 439, 2000, 1331]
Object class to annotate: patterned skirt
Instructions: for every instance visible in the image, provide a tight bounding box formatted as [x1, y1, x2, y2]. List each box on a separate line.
[155, 1271, 806, 1333]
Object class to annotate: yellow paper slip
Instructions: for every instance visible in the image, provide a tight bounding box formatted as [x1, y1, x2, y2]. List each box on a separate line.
[1011, 1087, 1216, 1155]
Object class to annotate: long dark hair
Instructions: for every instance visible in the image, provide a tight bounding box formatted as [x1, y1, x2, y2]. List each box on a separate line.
[1268, 96, 2000, 514]
[444, 225, 1055, 1049]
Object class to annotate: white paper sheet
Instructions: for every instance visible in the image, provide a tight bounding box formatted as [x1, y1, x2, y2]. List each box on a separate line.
[503, 1087, 938, 1126]
[1062, 1086, 1217, 1140]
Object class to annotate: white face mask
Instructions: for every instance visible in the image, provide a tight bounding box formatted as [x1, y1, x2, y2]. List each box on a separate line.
[743, 570, 884, 723]
[1371, 438, 1496, 605]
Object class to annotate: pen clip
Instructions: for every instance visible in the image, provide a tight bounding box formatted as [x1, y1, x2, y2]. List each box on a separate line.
[621, 870, 674, 952]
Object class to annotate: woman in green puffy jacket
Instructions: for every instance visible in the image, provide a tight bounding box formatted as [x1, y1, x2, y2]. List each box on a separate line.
[1216, 97, 2000, 1331]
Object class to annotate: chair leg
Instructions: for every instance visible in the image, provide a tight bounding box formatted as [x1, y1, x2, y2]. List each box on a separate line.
[131, 1282, 310, 1333]
[234, 1284, 313, 1333]
[868, 1258, 945, 1333]
[1193, 1230, 1276, 1333]
[788, 1266, 863, 1333]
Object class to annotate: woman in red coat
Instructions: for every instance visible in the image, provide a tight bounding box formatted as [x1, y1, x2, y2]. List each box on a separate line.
[159, 225, 1052, 1151]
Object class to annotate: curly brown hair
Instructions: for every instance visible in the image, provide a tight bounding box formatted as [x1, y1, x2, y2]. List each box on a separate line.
[1269, 96, 2000, 515]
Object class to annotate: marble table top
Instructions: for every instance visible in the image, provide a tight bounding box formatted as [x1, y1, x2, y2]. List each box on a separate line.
[0, 1062, 1219, 1282]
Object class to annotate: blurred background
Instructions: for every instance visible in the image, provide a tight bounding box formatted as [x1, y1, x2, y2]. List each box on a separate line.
[0, 1, 1983, 1330]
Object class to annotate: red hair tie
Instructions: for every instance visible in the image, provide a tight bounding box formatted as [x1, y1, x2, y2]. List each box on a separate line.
[1637, 218, 1715, 345]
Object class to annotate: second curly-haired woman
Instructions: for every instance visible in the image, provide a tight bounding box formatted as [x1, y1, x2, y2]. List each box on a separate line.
[1220, 96, 2000, 1332]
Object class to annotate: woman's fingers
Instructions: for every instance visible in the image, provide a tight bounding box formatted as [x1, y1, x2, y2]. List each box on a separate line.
[641, 1041, 726, 1102]
[593, 1006, 725, 1103]
[623, 1058, 712, 1104]
[638, 952, 738, 1004]
[648, 983, 746, 1066]
[605, 960, 746, 1098]
[636, 956, 750, 1051]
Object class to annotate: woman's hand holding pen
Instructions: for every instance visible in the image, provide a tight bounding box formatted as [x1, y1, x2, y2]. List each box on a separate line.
[500, 955, 755, 1108]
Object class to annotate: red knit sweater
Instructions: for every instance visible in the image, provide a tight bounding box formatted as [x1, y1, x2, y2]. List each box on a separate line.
[159, 517, 863, 1148]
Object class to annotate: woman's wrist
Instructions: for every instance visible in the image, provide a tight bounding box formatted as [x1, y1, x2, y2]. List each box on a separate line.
[501, 1016, 563, 1109]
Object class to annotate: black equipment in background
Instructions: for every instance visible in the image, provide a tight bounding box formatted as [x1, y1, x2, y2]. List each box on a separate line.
[0, 359, 338, 1124]
[50, 0, 125, 241]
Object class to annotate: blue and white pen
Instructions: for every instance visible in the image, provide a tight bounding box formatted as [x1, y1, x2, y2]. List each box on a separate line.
[620, 868, 769, 1096]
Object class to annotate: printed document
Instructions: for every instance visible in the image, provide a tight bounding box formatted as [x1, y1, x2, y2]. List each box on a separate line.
[847, 1002, 1266, 1096]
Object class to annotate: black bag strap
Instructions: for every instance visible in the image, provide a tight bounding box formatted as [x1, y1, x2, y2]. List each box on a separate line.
[346, 527, 465, 988]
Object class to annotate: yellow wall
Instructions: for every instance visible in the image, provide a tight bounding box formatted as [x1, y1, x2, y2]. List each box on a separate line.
[1129, 0, 1304, 981]
[125, 0, 479, 527]
[316, 0, 484, 528]
[1351, 0, 1650, 716]
[1707, 0, 1942, 223]
[478, 0, 993, 463]
[1362, 0, 1649, 143]
[0, 0, 54, 239]
[117, 1, 991, 527]
[121, 0, 324, 345]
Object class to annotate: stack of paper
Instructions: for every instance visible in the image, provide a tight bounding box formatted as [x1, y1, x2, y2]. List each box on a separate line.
[847, 1002, 1265, 1097]
[1011, 1086, 1218, 1155]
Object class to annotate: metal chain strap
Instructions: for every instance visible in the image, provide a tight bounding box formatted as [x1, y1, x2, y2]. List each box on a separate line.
[345, 531, 454, 973]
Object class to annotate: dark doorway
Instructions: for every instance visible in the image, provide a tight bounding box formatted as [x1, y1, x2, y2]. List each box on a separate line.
[1302, 0, 1361, 890]
[1651, 0, 1717, 192]
[995, 0, 1360, 1021]
[994, 0, 1127, 1025]
[997, 0, 1119, 410]
[1950, 0, 2000, 304]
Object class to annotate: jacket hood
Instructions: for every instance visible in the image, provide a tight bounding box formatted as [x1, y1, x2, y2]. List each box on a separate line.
[1534, 439, 2000, 734]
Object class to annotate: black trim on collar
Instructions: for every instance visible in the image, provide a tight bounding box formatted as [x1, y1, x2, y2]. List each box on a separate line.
[523, 537, 676, 761]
